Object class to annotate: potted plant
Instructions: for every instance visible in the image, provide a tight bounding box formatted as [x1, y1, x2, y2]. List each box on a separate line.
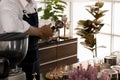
[38, 0, 67, 22]
[75, 1, 108, 57]
[38, 0, 70, 40]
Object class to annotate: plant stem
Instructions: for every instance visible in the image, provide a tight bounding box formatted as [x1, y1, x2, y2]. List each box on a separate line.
[95, 38, 97, 57]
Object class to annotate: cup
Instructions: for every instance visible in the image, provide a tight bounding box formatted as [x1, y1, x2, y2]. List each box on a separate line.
[104, 55, 117, 66]
[111, 65, 120, 80]
[101, 69, 118, 80]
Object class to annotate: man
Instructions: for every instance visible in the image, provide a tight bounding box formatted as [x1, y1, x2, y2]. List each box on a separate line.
[0, 0, 53, 80]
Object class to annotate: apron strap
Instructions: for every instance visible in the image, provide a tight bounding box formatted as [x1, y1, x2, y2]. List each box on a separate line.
[18, 0, 30, 18]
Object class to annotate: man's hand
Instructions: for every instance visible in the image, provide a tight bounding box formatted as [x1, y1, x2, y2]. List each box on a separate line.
[25, 23, 54, 39]
[39, 23, 53, 39]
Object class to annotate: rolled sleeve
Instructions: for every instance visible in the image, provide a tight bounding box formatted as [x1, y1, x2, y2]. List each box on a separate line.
[22, 20, 30, 32]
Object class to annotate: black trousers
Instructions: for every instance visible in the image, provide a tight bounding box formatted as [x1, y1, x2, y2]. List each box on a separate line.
[20, 60, 40, 80]
[18, 48, 40, 80]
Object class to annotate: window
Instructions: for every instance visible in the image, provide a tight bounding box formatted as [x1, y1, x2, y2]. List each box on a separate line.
[71, 1, 120, 62]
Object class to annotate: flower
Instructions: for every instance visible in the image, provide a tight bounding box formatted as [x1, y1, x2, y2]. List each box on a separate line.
[68, 64, 111, 80]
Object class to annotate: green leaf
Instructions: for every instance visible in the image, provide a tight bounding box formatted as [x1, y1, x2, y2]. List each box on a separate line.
[38, 0, 67, 21]
[37, 7, 42, 12]
[95, 1, 104, 8]
[59, 0, 67, 5]
[78, 20, 86, 25]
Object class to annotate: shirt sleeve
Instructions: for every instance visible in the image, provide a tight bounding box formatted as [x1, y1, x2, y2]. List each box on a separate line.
[0, 7, 30, 33]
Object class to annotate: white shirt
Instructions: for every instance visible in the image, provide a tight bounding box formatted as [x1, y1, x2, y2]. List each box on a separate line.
[0, 0, 37, 34]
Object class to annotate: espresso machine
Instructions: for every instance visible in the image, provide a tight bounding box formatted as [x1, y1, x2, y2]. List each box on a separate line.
[0, 33, 28, 80]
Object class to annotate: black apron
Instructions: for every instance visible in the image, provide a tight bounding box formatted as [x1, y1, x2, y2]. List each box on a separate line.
[19, 10, 40, 80]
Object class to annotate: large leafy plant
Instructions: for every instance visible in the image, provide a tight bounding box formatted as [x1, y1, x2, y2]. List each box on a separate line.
[75, 1, 108, 57]
[38, 0, 67, 22]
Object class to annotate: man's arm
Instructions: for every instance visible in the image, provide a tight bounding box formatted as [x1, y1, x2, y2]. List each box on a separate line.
[25, 24, 53, 39]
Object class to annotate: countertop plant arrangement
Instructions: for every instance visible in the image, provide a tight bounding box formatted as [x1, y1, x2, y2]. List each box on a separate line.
[68, 64, 111, 80]
[75, 1, 108, 57]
